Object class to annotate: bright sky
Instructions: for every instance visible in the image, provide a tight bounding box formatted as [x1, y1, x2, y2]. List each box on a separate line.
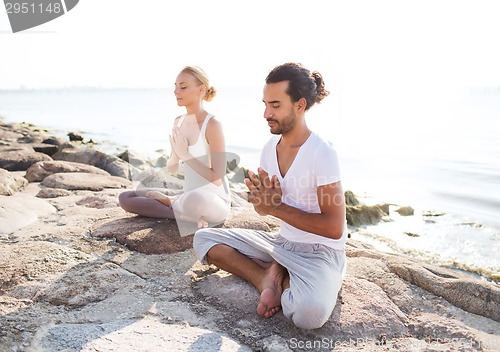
[1, 0, 500, 92]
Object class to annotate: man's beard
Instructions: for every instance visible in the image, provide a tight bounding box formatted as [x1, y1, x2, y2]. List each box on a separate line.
[268, 109, 297, 135]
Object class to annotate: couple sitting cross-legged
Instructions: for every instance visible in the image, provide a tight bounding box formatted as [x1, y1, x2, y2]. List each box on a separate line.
[119, 63, 347, 330]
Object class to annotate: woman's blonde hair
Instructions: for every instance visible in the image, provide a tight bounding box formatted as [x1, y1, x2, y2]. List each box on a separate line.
[180, 66, 217, 102]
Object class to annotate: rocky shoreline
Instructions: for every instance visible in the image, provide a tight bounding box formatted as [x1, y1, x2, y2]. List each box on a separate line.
[1, 120, 499, 351]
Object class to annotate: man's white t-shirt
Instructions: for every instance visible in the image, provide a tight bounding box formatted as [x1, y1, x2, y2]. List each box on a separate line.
[260, 132, 347, 250]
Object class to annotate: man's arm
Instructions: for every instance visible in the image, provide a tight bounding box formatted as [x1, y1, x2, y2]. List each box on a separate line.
[245, 168, 345, 240]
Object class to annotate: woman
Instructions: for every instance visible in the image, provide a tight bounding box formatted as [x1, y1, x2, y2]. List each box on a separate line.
[119, 66, 231, 228]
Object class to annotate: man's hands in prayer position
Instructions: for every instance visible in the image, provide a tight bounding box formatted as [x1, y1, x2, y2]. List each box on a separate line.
[244, 168, 282, 216]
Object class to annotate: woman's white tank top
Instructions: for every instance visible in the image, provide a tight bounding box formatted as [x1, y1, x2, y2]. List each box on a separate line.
[176, 114, 230, 201]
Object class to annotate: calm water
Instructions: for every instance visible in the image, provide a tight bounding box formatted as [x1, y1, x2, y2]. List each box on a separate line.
[1, 87, 499, 281]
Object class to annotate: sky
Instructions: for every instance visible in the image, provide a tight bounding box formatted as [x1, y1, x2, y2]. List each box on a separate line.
[1, 0, 500, 93]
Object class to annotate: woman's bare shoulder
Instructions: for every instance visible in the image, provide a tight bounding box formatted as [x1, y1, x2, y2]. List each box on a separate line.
[207, 114, 222, 128]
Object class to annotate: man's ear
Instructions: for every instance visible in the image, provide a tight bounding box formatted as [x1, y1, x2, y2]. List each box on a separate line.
[296, 97, 307, 111]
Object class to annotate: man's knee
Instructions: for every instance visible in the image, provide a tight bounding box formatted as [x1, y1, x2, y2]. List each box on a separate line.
[193, 228, 210, 248]
[193, 228, 219, 262]
[288, 298, 334, 330]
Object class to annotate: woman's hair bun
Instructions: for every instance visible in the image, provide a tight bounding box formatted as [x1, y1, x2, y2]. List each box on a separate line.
[205, 86, 217, 101]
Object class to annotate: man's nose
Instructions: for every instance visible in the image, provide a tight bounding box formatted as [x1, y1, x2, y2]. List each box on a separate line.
[264, 107, 273, 118]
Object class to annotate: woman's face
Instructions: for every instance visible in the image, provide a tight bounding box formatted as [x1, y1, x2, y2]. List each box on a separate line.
[174, 72, 204, 107]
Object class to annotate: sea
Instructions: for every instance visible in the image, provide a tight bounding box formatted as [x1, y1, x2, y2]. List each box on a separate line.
[0, 87, 499, 283]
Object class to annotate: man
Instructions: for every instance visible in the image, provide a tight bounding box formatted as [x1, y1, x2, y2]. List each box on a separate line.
[193, 62, 347, 329]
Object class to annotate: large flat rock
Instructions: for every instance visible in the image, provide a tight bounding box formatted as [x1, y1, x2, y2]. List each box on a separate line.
[31, 318, 252, 352]
[41, 172, 132, 191]
[0, 194, 56, 234]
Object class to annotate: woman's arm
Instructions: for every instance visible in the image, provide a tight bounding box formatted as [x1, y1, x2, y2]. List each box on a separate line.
[166, 149, 180, 174]
[171, 118, 227, 185]
[166, 116, 182, 174]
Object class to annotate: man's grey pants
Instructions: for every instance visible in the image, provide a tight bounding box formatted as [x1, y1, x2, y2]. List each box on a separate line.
[193, 228, 346, 329]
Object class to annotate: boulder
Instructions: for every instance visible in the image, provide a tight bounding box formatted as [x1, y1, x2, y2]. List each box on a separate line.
[67, 131, 84, 142]
[41, 136, 64, 146]
[117, 149, 150, 169]
[0, 168, 28, 195]
[41, 172, 132, 191]
[53, 147, 136, 179]
[395, 206, 414, 216]
[91, 202, 279, 255]
[387, 259, 500, 321]
[25, 160, 110, 182]
[0, 122, 25, 142]
[344, 190, 360, 206]
[0, 147, 53, 171]
[91, 216, 192, 254]
[346, 204, 388, 226]
[31, 143, 59, 157]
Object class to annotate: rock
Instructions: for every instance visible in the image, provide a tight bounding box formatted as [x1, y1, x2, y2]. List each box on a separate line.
[36, 188, 72, 198]
[91, 216, 192, 254]
[76, 194, 119, 209]
[0, 168, 28, 195]
[117, 149, 150, 169]
[0, 147, 53, 171]
[31, 143, 59, 157]
[0, 122, 25, 142]
[34, 261, 143, 308]
[25, 160, 110, 182]
[0, 241, 92, 292]
[41, 136, 64, 146]
[387, 260, 500, 321]
[134, 168, 184, 189]
[154, 155, 168, 168]
[192, 265, 408, 342]
[0, 194, 56, 234]
[344, 190, 360, 206]
[53, 147, 136, 179]
[395, 206, 414, 216]
[32, 319, 251, 352]
[193, 269, 260, 314]
[41, 172, 132, 191]
[346, 204, 388, 226]
[90, 204, 279, 255]
[228, 166, 249, 184]
[67, 132, 84, 142]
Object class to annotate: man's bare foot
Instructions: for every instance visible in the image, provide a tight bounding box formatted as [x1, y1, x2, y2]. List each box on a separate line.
[257, 261, 286, 318]
[146, 191, 171, 206]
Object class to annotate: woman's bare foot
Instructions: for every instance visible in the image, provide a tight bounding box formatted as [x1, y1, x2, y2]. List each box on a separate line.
[197, 218, 209, 228]
[146, 191, 171, 206]
[256, 261, 286, 318]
